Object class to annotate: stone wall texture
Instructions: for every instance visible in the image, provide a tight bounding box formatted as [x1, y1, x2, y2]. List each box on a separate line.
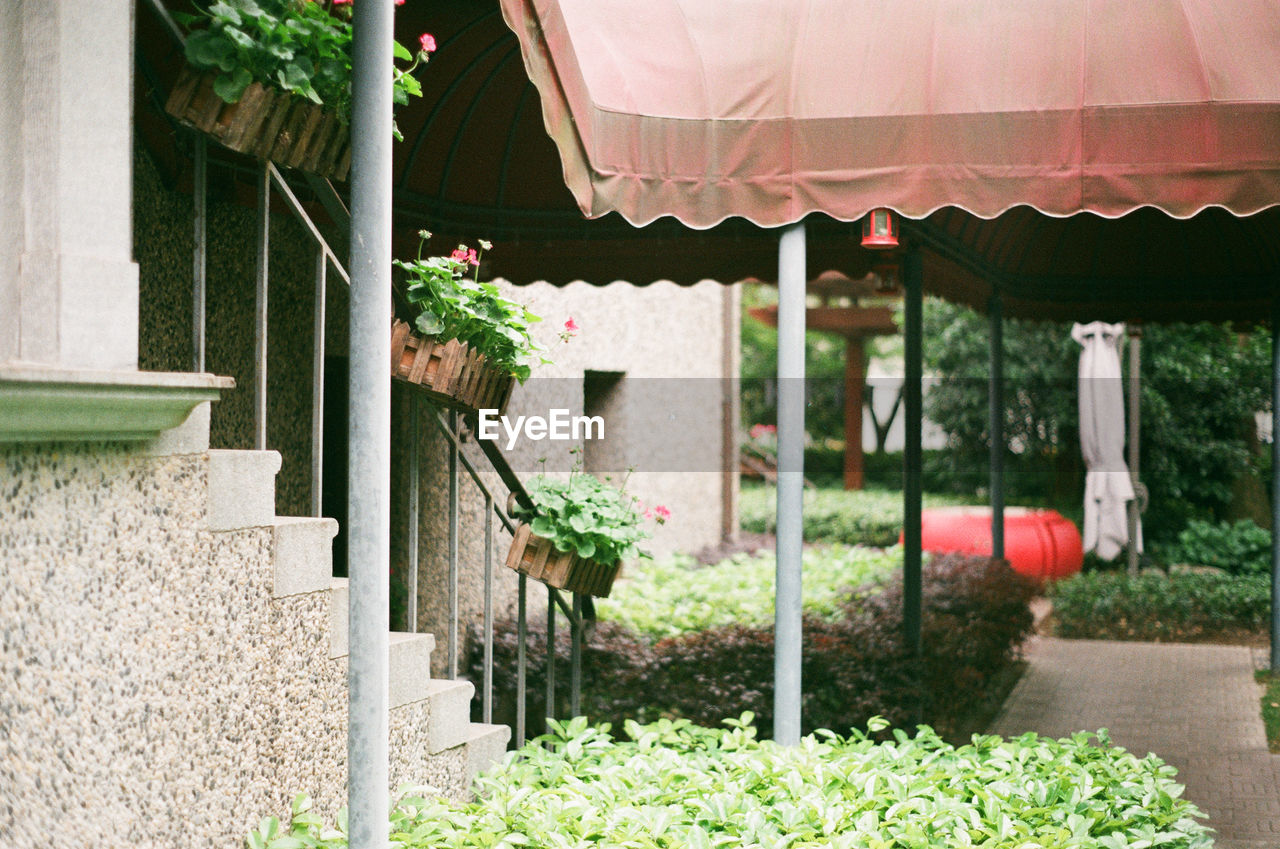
[0, 440, 468, 849]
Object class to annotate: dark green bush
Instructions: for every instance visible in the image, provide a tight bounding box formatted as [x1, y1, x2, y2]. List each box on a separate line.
[472, 555, 1036, 741]
[1167, 518, 1271, 576]
[1050, 570, 1270, 641]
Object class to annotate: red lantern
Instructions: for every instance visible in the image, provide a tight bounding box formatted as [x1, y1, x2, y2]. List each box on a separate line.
[861, 208, 899, 249]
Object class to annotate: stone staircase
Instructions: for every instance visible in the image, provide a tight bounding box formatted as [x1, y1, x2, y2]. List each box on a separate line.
[204, 440, 509, 797]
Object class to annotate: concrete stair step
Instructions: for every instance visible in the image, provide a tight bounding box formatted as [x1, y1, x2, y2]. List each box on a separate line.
[424, 678, 476, 753]
[458, 723, 512, 785]
[271, 516, 339, 598]
[207, 449, 281, 530]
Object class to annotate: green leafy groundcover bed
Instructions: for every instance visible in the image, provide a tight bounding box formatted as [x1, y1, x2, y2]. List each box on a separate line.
[593, 546, 899, 640]
[250, 717, 1211, 849]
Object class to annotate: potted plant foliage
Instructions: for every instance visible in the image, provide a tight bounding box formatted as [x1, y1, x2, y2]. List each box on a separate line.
[505, 459, 668, 598]
[165, 0, 433, 179]
[390, 233, 545, 413]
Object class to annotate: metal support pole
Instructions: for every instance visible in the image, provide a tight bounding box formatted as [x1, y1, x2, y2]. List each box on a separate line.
[253, 164, 270, 450]
[346, 0, 393, 846]
[570, 594, 582, 717]
[1271, 298, 1280, 672]
[406, 397, 419, 632]
[989, 291, 1005, 560]
[546, 590, 557, 732]
[448, 410, 460, 678]
[516, 574, 527, 746]
[774, 221, 806, 746]
[483, 494, 494, 724]
[1127, 326, 1142, 576]
[311, 252, 327, 518]
[903, 247, 924, 662]
[192, 136, 207, 373]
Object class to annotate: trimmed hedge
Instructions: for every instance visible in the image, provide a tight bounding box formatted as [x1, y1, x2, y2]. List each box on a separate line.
[739, 484, 972, 546]
[1050, 569, 1269, 642]
[470, 554, 1036, 741]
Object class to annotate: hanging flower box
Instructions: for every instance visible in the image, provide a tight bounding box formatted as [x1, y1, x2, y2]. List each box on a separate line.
[165, 67, 352, 181]
[504, 522, 621, 598]
[390, 318, 516, 415]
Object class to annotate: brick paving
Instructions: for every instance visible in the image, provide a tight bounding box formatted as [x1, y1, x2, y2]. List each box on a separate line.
[990, 638, 1280, 848]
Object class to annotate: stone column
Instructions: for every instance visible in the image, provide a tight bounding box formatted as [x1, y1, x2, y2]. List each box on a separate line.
[1, 0, 139, 370]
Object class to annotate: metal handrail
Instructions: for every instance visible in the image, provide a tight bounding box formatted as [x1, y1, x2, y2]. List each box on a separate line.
[143, 0, 583, 749]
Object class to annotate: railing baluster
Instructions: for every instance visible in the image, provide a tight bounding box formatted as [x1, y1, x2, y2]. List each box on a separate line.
[253, 164, 270, 451]
[516, 573, 527, 747]
[570, 593, 582, 717]
[448, 410, 460, 678]
[545, 589, 557, 733]
[483, 493, 494, 724]
[311, 252, 326, 518]
[407, 396, 419, 633]
[192, 136, 207, 373]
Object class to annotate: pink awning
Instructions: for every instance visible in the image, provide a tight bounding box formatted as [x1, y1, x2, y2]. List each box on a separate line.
[500, 0, 1280, 229]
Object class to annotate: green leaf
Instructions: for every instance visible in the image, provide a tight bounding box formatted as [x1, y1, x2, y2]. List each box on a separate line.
[574, 539, 596, 559]
[213, 67, 253, 103]
[393, 40, 413, 62]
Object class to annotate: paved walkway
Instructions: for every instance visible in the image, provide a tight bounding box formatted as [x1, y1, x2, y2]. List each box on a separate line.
[990, 638, 1280, 848]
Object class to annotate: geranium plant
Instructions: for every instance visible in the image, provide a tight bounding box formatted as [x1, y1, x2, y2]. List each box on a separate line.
[395, 233, 546, 381]
[176, 0, 432, 137]
[515, 458, 666, 565]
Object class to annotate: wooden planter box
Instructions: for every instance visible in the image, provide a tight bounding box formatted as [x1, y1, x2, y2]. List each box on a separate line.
[165, 66, 351, 181]
[390, 319, 516, 414]
[505, 523, 621, 598]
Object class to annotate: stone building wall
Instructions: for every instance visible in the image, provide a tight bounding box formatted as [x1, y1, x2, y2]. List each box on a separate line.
[0, 439, 459, 849]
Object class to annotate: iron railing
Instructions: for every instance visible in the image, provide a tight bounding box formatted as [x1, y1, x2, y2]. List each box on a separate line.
[141, 0, 587, 748]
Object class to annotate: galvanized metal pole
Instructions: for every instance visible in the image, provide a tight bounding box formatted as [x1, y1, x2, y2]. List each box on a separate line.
[1271, 298, 1279, 672]
[192, 136, 207, 373]
[774, 221, 806, 746]
[903, 247, 923, 662]
[311, 252, 327, 518]
[406, 397, 419, 632]
[254, 164, 270, 450]
[989, 290, 1004, 560]
[347, 1, 393, 846]
[1126, 326, 1142, 576]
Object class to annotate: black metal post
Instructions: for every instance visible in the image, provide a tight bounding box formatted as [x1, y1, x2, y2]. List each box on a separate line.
[903, 247, 923, 661]
[989, 290, 1005, 560]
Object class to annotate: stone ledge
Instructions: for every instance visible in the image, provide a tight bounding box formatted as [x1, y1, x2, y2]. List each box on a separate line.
[0, 365, 233, 443]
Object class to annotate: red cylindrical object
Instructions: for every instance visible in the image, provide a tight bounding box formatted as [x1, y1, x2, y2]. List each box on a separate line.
[905, 506, 1083, 581]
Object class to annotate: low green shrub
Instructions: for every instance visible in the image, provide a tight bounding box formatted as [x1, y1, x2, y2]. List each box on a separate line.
[1166, 518, 1271, 576]
[249, 717, 1210, 849]
[593, 546, 899, 639]
[472, 554, 1036, 741]
[1050, 570, 1270, 641]
[739, 484, 971, 546]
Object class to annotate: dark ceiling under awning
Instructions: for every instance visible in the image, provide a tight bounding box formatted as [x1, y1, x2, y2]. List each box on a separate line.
[137, 0, 1280, 322]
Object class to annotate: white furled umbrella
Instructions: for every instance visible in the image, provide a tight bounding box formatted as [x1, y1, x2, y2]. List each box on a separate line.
[1072, 322, 1142, 561]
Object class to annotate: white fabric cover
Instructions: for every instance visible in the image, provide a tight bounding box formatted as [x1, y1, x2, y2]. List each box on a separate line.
[1072, 321, 1141, 561]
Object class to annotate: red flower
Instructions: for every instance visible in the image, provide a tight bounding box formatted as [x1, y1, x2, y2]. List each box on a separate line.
[564, 317, 579, 332]
[332, 0, 351, 4]
[420, 33, 437, 53]
[450, 247, 478, 266]
[749, 423, 777, 440]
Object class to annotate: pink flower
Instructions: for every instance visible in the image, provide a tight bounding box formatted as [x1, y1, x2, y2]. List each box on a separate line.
[564, 317, 578, 332]
[420, 33, 437, 53]
[749, 423, 777, 440]
[396, 0, 405, 4]
[332, 0, 351, 4]
[653, 505, 671, 523]
[451, 247, 478, 266]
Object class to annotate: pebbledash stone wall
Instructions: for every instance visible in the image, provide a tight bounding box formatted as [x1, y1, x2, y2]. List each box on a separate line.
[0, 439, 463, 849]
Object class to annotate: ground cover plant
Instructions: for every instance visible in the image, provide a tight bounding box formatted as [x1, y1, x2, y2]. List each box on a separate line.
[1049, 570, 1269, 642]
[473, 553, 1036, 742]
[739, 484, 971, 547]
[248, 716, 1212, 849]
[1258, 671, 1280, 754]
[1164, 518, 1272, 576]
[593, 546, 899, 639]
